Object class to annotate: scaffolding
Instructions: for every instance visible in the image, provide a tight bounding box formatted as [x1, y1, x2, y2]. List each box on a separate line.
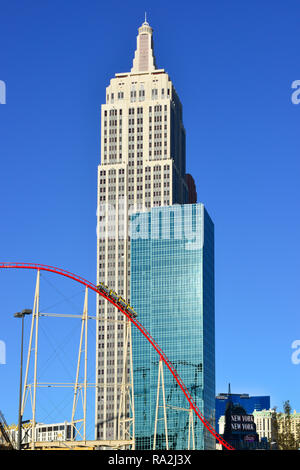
[19, 271, 135, 450]
[0, 410, 16, 449]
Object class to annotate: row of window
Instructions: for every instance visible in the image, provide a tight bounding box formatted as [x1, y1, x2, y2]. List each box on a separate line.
[129, 107, 143, 115]
[103, 104, 169, 118]
[128, 118, 143, 125]
[99, 165, 170, 176]
[98, 324, 124, 331]
[106, 89, 170, 103]
[128, 128, 143, 134]
[100, 181, 170, 191]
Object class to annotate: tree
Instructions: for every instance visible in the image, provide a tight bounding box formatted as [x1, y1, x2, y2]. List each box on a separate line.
[273, 401, 300, 450]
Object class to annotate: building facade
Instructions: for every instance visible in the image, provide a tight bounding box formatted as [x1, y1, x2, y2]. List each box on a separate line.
[252, 409, 276, 442]
[8, 421, 74, 445]
[96, 20, 192, 441]
[215, 392, 270, 434]
[130, 204, 215, 450]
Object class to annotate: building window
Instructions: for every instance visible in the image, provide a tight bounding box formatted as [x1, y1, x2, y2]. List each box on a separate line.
[152, 88, 158, 100]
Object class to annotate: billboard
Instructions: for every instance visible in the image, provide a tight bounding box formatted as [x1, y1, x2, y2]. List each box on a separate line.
[230, 414, 256, 434]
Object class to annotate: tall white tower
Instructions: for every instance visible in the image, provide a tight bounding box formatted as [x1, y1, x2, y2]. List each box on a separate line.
[96, 19, 193, 441]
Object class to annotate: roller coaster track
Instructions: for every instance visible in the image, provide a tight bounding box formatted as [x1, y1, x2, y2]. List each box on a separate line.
[0, 262, 235, 450]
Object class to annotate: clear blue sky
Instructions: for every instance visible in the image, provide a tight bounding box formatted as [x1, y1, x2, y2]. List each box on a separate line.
[0, 0, 299, 435]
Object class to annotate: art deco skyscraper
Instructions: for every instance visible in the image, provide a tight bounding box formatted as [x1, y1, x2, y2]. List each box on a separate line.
[96, 19, 195, 440]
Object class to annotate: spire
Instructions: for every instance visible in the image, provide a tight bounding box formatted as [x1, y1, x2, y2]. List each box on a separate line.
[227, 383, 233, 404]
[131, 18, 157, 73]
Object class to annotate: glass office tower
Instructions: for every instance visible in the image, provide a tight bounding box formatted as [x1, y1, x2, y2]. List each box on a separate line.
[130, 203, 215, 450]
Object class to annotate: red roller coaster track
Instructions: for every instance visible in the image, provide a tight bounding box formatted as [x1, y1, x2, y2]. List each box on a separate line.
[0, 262, 234, 450]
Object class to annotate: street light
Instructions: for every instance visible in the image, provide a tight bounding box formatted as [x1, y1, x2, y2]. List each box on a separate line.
[14, 309, 32, 450]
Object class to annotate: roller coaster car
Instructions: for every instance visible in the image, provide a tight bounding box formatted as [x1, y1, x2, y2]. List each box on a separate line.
[109, 290, 119, 302]
[96, 285, 137, 318]
[126, 306, 137, 318]
[118, 297, 127, 309]
[96, 283, 110, 295]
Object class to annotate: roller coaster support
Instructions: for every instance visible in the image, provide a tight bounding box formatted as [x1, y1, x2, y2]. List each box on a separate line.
[188, 406, 195, 450]
[153, 357, 169, 450]
[71, 287, 89, 440]
[118, 318, 135, 449]
[21, 270, 40, 449]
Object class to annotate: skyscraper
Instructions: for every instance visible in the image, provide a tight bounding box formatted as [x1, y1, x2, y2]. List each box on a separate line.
[96, 20, 192, 440]
[130, 204, 215, 450]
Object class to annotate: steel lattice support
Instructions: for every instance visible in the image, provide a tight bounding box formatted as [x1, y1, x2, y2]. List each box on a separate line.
[21, 270, 40, 449]
[153, 357, 169, 450]
[188, 407, 195, 450]
[20, 272, 134, 449]
[118, 319, 135, 449]
[71, 287, 89, 440]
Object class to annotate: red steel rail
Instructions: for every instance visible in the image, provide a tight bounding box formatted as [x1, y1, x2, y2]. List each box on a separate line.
[0, 262, 235, 450]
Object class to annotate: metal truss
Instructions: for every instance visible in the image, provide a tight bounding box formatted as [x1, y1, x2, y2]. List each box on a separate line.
[0, 262, 235, 450]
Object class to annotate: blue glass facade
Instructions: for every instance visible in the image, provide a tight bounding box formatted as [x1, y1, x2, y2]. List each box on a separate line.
[130, 203, 215, 450]
[215, 394, 271, 433]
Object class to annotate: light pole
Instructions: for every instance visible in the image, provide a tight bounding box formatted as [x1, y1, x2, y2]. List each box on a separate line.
[14, 309, 32, 450]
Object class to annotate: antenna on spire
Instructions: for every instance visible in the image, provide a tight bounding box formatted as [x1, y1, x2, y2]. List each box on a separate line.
[144, 11, 147, 23]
